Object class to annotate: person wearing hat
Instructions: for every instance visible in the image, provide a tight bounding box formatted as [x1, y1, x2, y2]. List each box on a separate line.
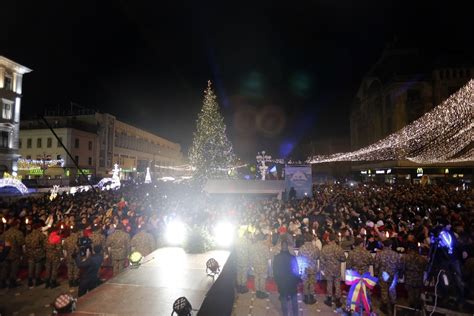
[298, 231, 320, 305]
[44, 229, 63, 288]
[105, 222, 130, 276]
[320, 233, 346, 308]
[235, 226, 251, 294]
[131, 225, 156, 257]
[374, 238, 402, 314]
[63, 225, 81, 287]
[401, 242, 428, 310]
[0, 219, 24, 288]
[24, 222, 47, 287]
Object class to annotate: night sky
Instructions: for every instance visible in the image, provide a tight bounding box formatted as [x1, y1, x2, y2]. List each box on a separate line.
[3, 1, 473, 161]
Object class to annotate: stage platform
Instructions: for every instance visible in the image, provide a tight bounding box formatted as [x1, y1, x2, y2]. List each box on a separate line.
[73, 247, 230, 316]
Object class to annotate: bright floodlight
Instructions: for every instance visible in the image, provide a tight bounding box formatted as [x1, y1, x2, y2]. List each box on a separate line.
[214, 222, 234, 247]
[166, 220, 186, 245]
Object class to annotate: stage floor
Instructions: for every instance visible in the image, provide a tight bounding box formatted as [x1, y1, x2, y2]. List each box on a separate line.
[73, 247, 230, 315]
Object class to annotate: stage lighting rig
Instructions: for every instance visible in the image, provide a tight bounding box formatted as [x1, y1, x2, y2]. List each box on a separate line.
[172, 296, 193, 316]
[129, 251, 143, 268]
[206, 258, 220, 277]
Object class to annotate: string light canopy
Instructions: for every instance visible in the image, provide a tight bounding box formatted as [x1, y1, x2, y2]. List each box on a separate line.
[309, 80, 474, 164]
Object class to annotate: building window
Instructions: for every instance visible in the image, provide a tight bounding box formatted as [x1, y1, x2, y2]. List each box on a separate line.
[19, 138, 22, 148]
[2, 101, 12, 120]
[26, 155, 31, 159]
[3, 75, 12, 90]
[57, 155, 61, 160]
[88, 157, 92, 165]
[0, 131, 8, 148]
[57, 137, 62, 147]
[88, 140, 92, 151]
[37, 138, 42, 148]
[47, 137, 52, 148]
[27, 138, 32, 148]
[75, 138, 79, 148]
[75, 156, 79, 164]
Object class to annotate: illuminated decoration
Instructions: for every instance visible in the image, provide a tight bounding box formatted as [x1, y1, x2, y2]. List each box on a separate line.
[53, 293, 77, 314]
[345, 270, 378, 314]
[256, 151, 272, 180]
[375, 170, 385, 174]
[49, 185, 60, 201]
[17, 158, 64, 169]
[97, 164, 121, 190]
[309, 80, 474, 164]
[417, 168, 424, 177]
[129, 251, 143, 268]
[444, 168, 449, 174]
[189, 81, 235, 183]
[154, 164, 195, 172]
[0, 172, 28, 194]
[439, 230, 453, 255]
[145, 167, 152, 184]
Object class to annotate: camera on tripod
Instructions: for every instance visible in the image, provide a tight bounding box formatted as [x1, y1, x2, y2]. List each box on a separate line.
[77, 236, 92, 257]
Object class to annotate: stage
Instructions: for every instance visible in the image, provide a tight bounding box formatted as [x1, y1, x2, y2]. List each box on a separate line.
[73, 247, 231, 315]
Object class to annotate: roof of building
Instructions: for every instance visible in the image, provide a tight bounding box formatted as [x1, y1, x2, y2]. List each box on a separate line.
[0, 56, 32, 74]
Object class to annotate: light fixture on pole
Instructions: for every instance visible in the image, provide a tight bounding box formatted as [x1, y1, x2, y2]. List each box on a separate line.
[256, 151, 271, 180]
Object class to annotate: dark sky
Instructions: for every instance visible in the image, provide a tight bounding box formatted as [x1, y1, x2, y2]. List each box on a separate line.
[2, 1, 473, 161]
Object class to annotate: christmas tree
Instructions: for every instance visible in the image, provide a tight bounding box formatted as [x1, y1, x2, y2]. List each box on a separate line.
[189, 81, 235, 183]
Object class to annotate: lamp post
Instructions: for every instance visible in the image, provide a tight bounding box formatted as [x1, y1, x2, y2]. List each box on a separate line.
[256, 151, 271, 181]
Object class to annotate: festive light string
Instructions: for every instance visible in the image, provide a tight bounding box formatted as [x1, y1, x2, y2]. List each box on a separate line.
[309, 80, 474, 164]
[17, 158, 65, 169]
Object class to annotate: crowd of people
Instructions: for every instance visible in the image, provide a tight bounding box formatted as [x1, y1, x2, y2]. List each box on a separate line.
[235, 182, 473, 315]
[0, 179, 472, 315]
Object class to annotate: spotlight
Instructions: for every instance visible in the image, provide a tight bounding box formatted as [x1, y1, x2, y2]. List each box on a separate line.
[166, 220, 186, 245]
[172, 296, 192, 316]
[206, 258, 220, 276]
[52, 293, 76, 314]
[214, 222, 234, 247]
[129, 251, 143, 268]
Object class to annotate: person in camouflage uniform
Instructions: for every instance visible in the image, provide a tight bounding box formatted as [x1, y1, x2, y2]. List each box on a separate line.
[320, 233, 346, 307]
[131, 226, 156, 257]
[63, 226, 80, 287]
[402, 242, 428, 309]
[250, 232, 271, 299]
[346, 237, 374, 275]
[298, 232, 320, 304]
[44, 230, 63, 288]
[24, 223, 46, 287]
[374, 239, 402, 314]
[90, 224, 106, 249]
[106, 223, 130, 276]
[235, 228, 250, 293]
[0, 220, 25, 288]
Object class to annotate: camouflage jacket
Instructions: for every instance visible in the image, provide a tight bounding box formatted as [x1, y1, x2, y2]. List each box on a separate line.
[250, 240, 271, 272]
[235, 236, 250, 265]
[90, 230, 106, 249]
[3, 227, 25, 260]
[402, 252, 428, 287]
[320, 242, 346, 277]
[25, 229, 46, 260]
[45, 242, 62, 260]
[298, 241, 320, 270]
[131, 230, 156, 257]
[374, 248, 401, 278]
[63, 232, 79, 260]
[346, 246, 374, 275]
[106, 229, 130, 260]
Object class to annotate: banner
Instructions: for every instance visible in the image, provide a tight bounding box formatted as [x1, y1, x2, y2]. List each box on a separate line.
[285, 165, 312, 198]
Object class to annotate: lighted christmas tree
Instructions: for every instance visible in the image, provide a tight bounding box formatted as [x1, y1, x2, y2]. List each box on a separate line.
[189, 81, 235, 183]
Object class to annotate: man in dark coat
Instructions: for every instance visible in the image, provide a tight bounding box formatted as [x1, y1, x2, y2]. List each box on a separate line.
[75, 245, 104, 297]
[273, 239, 300, 316]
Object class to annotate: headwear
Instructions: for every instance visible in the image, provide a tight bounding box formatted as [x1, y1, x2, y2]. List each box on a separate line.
[48, 231, 61, 245]
[278, 226, 287, 234]
[376, 220, 384, 228]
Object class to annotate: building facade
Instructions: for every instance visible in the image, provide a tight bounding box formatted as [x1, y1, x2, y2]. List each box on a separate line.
[20, 107, 183, 184]
[350, 47, 473, 150]
[0, 56, 31, 175]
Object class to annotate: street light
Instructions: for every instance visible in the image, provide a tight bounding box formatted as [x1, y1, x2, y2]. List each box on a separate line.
[256, 151, 272, 180]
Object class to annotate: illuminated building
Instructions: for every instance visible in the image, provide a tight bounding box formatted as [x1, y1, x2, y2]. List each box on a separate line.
[20, 105, 183, 184]
[0, 56, 31, 175]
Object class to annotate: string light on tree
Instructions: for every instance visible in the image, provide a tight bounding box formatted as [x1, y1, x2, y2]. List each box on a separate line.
[189, 81, 235, 184]
[309, 80, 474, 164]
[145, 167, 152, 184]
